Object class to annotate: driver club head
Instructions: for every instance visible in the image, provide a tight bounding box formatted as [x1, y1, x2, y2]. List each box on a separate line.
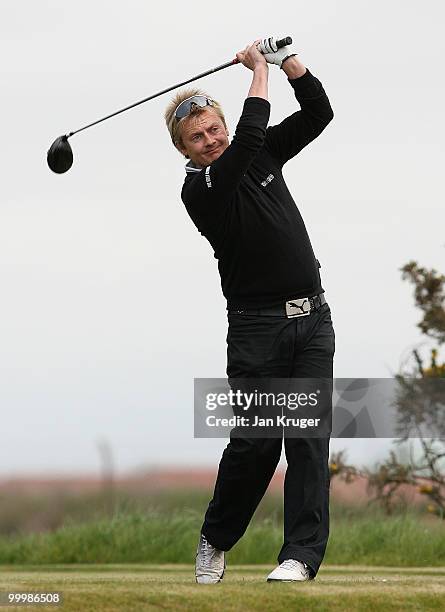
[47, 135, 73, 174]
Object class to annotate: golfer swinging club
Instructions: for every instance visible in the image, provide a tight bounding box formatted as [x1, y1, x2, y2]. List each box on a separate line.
[165, 36, 335, 583]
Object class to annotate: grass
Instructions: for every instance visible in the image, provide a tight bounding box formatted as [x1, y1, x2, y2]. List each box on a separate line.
[0, 507, 444, 567]
[1, 565, 445, 611]
[1, 491, 444, 609]
[0, 490, 282, 536]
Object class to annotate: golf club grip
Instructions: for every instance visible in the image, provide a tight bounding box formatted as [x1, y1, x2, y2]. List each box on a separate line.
[276, 36, 292, 49]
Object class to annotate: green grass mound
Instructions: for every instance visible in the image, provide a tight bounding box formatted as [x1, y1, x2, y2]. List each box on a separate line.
[0, 508, 444, 566]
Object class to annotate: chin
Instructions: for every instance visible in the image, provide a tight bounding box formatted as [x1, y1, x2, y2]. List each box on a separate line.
[206, 148, 223, 162]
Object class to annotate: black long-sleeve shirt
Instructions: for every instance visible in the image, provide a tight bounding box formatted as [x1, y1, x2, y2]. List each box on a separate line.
[181, 69, 333, 310]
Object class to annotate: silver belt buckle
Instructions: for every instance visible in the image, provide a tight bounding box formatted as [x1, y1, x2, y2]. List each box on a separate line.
[285, 297, 311, 318]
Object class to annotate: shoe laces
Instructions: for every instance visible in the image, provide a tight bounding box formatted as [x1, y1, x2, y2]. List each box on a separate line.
[199, 535, 214, 567]
[280, 559, 307, 572]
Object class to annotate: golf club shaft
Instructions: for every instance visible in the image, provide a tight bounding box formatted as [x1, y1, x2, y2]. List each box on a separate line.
[67, 36, 292, 138]
[67, 59, 238, 138]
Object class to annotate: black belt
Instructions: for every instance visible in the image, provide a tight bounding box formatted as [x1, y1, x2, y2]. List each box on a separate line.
[229, 293, 326, 318]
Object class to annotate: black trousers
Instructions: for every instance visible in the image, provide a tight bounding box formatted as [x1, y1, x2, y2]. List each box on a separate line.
[201, 302, 335, 577]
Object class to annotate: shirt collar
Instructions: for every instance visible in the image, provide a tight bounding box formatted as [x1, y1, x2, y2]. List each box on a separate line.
[185, 160, 204, 174]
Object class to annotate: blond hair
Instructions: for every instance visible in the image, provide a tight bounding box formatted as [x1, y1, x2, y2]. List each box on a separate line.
[164, 88, 227, 158]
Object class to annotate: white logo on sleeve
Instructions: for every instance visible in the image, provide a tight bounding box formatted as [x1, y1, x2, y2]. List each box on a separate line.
[261, 173, 274, 187]
[205, 166, 212, 189]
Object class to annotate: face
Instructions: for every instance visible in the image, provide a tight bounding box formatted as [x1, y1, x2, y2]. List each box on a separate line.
[178, 109, 229, 167]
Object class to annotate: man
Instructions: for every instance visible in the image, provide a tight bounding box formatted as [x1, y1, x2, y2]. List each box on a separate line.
[164, 37, 335, 583]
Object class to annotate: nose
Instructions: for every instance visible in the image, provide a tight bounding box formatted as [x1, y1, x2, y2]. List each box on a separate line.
[204, 132, 216, 147]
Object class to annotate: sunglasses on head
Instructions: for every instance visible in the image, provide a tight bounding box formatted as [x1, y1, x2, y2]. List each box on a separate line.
[174, 95, 215, 121]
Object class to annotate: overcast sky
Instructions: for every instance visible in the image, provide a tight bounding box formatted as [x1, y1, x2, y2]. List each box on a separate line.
[1, 0, 444, 476]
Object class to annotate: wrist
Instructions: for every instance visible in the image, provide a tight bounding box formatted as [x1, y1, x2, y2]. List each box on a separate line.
[280, 54, 297, 68]
[281, 55, 306, 78]
[253, 62, 268, 73]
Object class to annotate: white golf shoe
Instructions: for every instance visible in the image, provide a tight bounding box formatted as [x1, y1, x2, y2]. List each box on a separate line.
[267, 559, 311, 582]
[195, 533, 225, 584]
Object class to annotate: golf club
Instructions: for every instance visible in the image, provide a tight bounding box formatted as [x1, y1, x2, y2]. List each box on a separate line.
[47, 37, 292, 174]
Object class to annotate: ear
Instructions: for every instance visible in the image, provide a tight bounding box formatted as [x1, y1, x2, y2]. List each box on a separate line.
[176, 141, 188, 158]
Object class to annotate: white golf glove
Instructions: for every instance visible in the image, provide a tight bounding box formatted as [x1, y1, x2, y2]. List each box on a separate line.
[257, 36, 296, 68]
